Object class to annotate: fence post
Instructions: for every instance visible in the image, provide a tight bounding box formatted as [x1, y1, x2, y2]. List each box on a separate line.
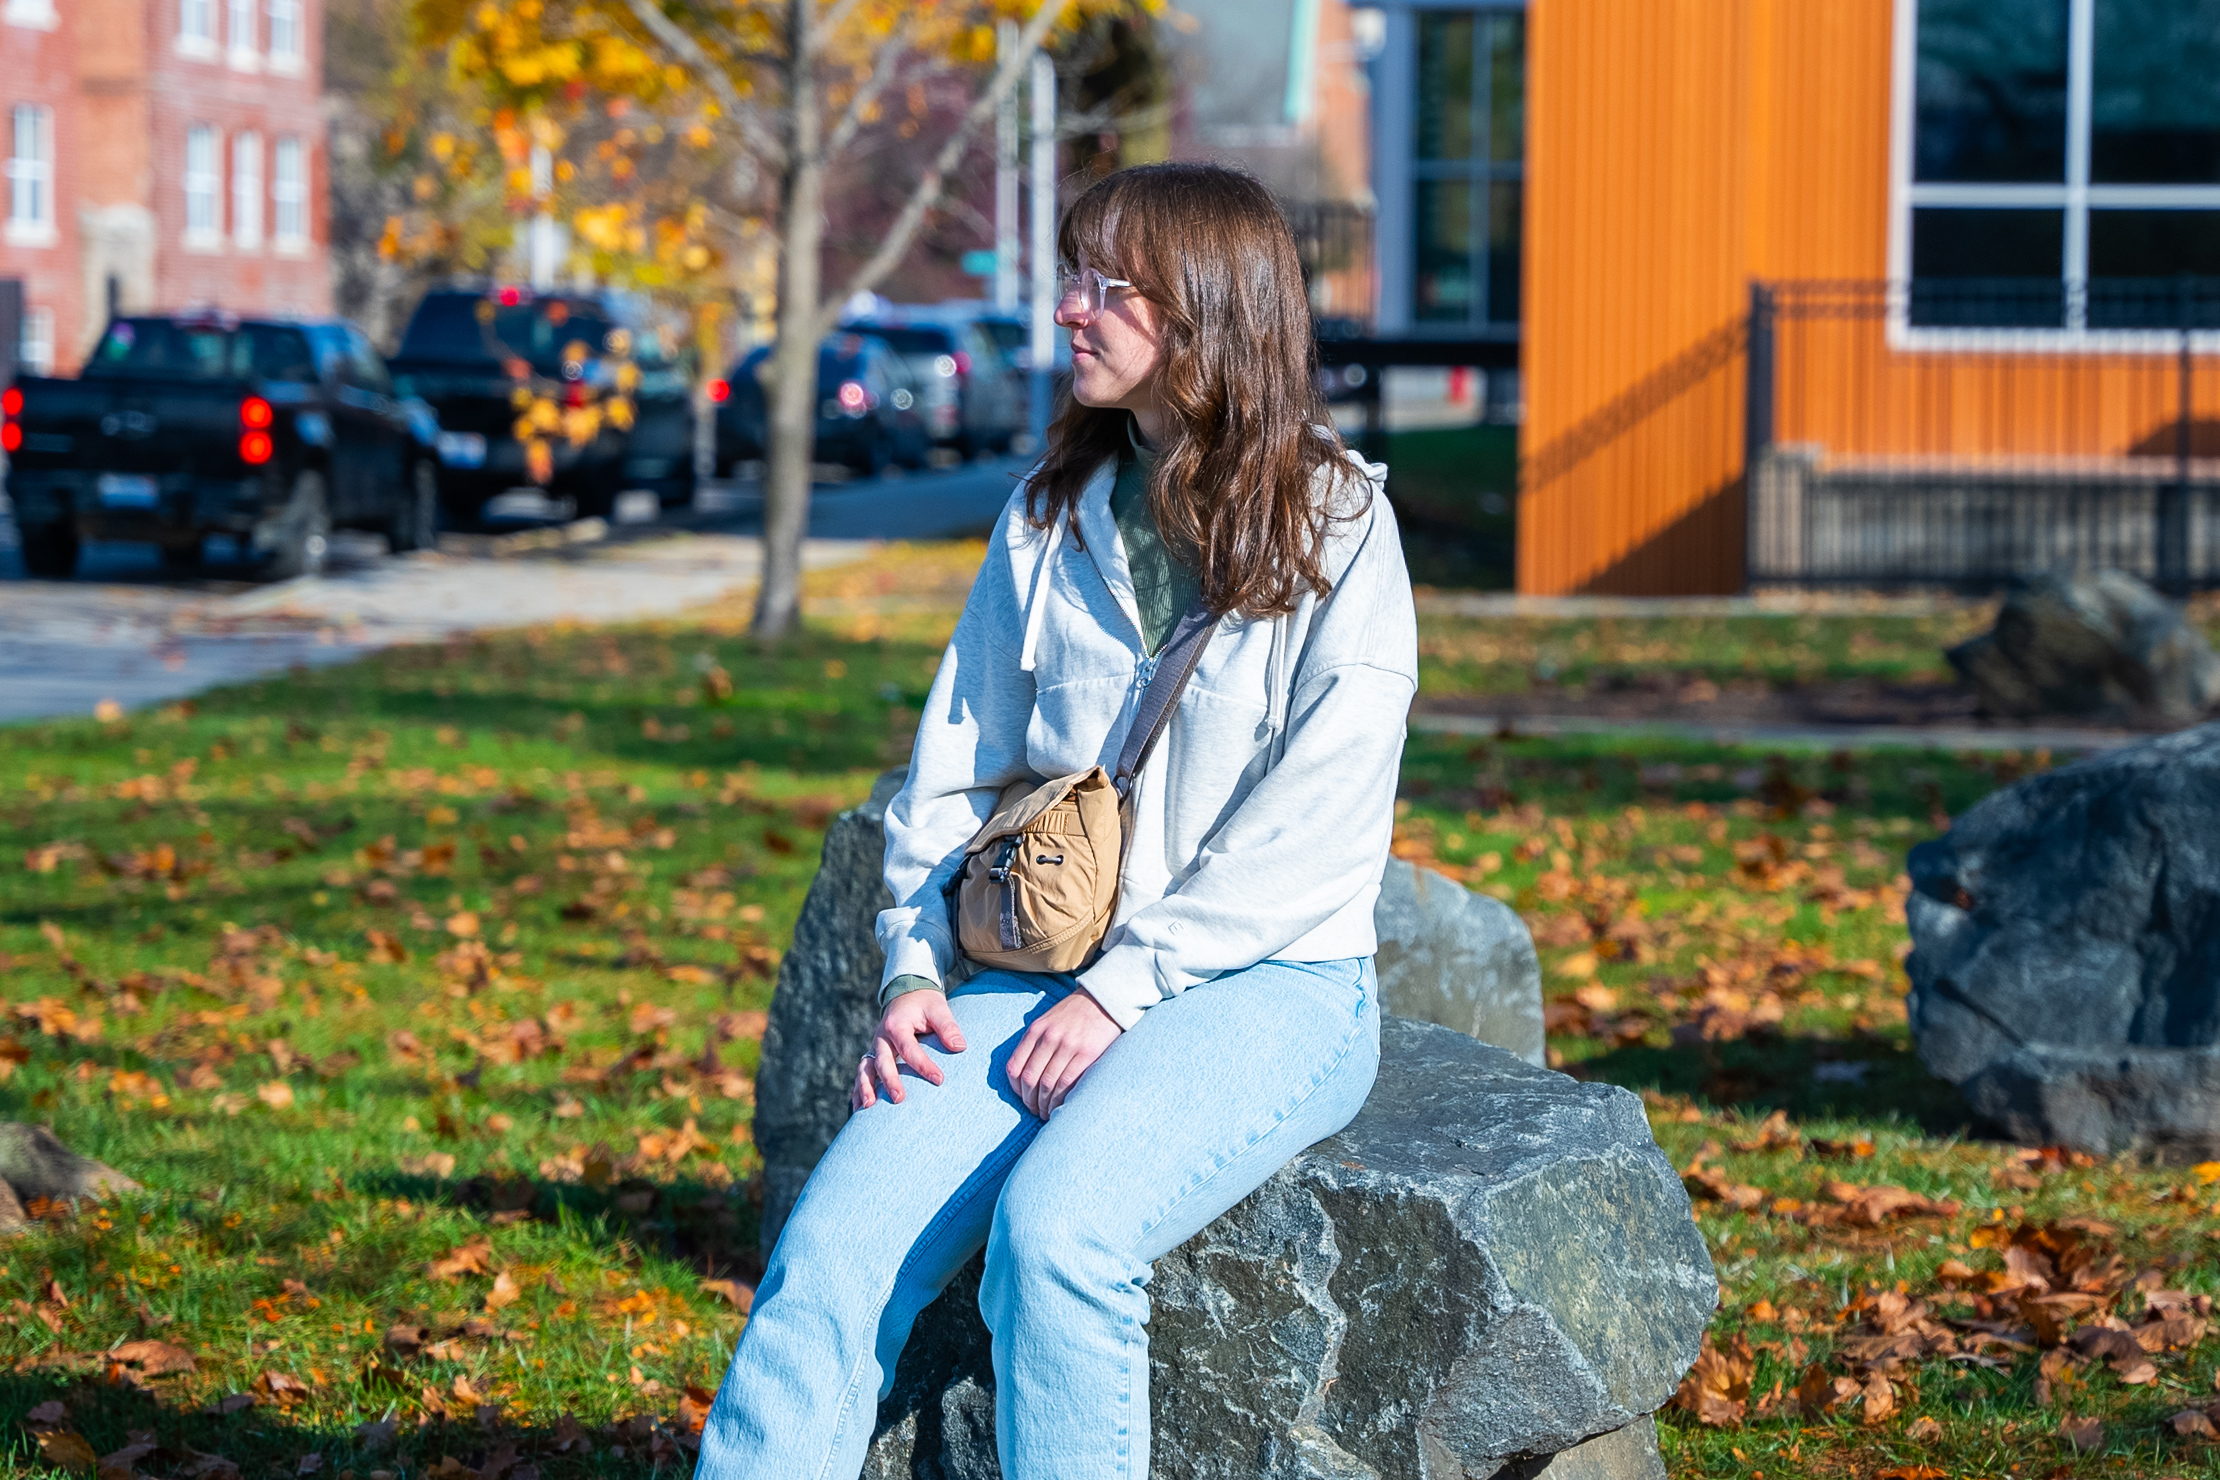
[2159, 275, 2194, 594]
[1743, 281, 1776, 589]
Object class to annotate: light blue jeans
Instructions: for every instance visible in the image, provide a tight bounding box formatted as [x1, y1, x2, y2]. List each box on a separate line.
[697, 956, 1381, 1480]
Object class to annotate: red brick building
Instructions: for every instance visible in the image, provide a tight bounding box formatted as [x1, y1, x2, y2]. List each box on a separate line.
[1, 0, 329, 376]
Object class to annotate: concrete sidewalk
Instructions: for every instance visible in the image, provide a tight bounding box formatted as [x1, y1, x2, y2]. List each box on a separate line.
[0, 532, 872, 724]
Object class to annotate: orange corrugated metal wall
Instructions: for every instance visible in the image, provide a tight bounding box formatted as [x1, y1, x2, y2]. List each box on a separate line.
[1519, 0, 1894, 593]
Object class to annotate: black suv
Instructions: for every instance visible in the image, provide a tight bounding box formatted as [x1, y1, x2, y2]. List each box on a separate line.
[4, 314, 438, 578]
[390, 287, 696, 526]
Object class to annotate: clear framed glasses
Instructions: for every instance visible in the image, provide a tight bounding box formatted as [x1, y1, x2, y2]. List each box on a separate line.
[1057, 266, 1136, 318]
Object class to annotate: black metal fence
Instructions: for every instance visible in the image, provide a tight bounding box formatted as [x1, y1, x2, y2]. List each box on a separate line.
[1746, 278, 2220, 590]
[1284, 201, 1375, 333]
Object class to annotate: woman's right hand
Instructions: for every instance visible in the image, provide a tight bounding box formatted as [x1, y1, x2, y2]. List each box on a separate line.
[853, 990, 968, 1110]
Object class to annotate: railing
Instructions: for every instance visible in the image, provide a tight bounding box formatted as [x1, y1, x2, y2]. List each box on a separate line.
[1283, 200, 1375, 333]
[1747, 278, 2220, 590]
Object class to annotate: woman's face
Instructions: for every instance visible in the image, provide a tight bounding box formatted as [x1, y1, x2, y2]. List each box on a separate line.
[1059, 260, 1165, 415]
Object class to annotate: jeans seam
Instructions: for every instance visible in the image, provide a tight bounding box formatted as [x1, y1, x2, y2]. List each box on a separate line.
[811, 1123, 1038, 1480]
[1130, 976, 1374, 1255]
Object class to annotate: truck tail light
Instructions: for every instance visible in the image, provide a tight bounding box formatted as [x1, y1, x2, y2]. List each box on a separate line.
[707, 377, 730, 404]
[239, 431, 274, 464]
[1, 386, 19, 453]
[836, 379, 869, 413]
[240, 396, 274, 429]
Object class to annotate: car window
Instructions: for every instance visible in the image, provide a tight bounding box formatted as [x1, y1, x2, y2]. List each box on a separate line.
[398, 292, 617, 373]
[862, 326, 957, 356]
[346, 329, 393, 393]
[82, 319, 318, 382]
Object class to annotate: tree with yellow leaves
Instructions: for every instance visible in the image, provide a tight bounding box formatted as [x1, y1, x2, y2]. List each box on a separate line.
[414, 0, 1148, 636]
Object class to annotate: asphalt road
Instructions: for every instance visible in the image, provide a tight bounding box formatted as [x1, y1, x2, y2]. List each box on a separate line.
[0, 457, 1027, 725]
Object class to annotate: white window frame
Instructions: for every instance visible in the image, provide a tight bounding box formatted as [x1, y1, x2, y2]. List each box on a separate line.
[225, 0, 260, 67]
[1887, 0, 2220, 352]
[19, 305, 54, 375]
[266, 0, 302, 72]
[177, 0, 218, 56]
[231, 129, 262, 249]
[272, 134, 307, 251]
[3, 0, 60, 32]
[5, 103, 55, 247]
[184, 124, 222, 249]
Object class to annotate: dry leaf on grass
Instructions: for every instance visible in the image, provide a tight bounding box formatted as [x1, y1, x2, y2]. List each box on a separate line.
[2060, 1415, 2106, 1453]
[430, 1237, 493, 1279]
[700, 1277, 754, 1314]
[256, 1080, 294, 1110]
[108, 1338, 194, 1374]
[2170, 1408, 2218, 1439]
[1670, 1332, 1753, 1426]
[484, 1271, 521, 1312]
[34, 1432, 98, 1470]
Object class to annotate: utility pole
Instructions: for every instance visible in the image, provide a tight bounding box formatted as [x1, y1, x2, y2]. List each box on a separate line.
[528, 143, 558, 289]
[1028, 51, 1057, 446]
[995, 20, 1021, 314]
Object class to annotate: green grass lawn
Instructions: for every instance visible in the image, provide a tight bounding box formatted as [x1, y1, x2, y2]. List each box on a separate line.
[1, 543, 2216, 1478]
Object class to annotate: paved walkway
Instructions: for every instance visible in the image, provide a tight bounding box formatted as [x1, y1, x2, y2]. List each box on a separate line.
[1411, 709, 2143, 754]
[0, 529, 873, 724]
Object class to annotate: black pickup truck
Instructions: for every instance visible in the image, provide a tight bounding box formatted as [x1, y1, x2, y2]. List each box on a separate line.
[2, 314, 439, 578]
[389, 287, 696, 528]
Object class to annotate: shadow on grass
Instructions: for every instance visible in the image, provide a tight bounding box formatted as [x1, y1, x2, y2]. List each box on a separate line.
[0, 1369, 698, 1475]
[1571, 1028, 1979, 1136]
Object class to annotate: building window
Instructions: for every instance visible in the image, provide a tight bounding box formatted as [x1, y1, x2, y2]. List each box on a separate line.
[185, 125, 222, 246]
[3, 0, 61, 32]
[1896, 0, 2220, 336]
[19, 305, 54, 375]
[5, 104, 54, 246]
[226, 0, 258, 63]
[178, 0, 217, 54]
[232, 130, 262, 248]
[273, 135, 306, 249]
[1410, 9, 1523, 332]
[267, 0, 300, 68]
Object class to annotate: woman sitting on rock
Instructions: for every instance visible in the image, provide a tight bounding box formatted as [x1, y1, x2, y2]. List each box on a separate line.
[699, 161, 1419, 1480]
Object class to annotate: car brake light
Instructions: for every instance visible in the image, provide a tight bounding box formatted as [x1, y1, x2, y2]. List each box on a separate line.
[1, 423, 18, 454]
[240, 396, 274, 429]
[566, 382, 588, 408]
[1, 387, 21, 416]
[837, 379, 868, 412]
[239, 431, 274, 464]
[707, 377, 730, 403]
[1, 385, 18, 452]
[498, 286, 523, 306]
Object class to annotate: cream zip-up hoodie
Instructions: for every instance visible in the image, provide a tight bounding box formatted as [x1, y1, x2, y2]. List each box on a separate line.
[875, 446, 1418, 1029]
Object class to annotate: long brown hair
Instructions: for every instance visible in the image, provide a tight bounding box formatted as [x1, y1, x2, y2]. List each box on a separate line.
[1025, 163, 1362, 618]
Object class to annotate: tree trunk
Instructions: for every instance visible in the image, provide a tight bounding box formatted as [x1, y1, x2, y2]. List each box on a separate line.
[753, 0, 822, 642]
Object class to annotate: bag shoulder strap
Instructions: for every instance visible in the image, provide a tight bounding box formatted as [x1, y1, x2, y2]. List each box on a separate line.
[1112, 597, 1218, 799]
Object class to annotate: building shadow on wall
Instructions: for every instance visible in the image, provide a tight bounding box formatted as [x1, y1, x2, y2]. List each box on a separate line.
[1521, 316, 1751, 594]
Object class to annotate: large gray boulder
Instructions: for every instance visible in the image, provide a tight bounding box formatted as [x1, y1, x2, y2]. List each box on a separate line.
[755, 773, 1711, 1479]
[1906, 722, 2220, 1158]
[1946, 570, 2220, 723]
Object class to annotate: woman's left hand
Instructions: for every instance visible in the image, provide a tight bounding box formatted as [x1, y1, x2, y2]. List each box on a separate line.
[1005, 989, 1123, 1119]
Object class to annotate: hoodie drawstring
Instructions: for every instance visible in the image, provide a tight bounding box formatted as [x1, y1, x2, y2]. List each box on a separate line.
[1018, 510, 1066, 674]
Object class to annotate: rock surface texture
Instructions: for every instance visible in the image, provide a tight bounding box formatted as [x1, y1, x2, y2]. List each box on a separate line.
[756, 773, 1712, 1478]
[1946, 570, 2220, 723]
[0, 1123, 140, 1230]
[1906, 723, 2220, 1158]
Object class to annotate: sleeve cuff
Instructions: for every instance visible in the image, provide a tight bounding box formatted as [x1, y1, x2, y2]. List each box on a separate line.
[1076, 945, 1165, 1031]
[876, 907, 955, 987]
[879, 974, 944, 1010]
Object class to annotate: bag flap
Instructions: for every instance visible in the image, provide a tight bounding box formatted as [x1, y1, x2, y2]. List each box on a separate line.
[964, 766, 1113, 853]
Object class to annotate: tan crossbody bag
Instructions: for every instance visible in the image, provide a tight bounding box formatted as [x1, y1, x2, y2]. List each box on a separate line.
[942, 598, 1219, 974]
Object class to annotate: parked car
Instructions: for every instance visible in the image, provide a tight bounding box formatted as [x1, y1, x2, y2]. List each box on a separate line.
[836, 318, 1025, 457]
[388, 286, 695, 527]
[2, 313, 439, 579]
[711, 334, 931, 477]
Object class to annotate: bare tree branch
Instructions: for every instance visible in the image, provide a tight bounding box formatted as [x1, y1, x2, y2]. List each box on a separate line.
[811, 0, 871, 54]
[820, 18, 914, 163]
[617, 0, 788, 166]
[812, 0, 1073, 336]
